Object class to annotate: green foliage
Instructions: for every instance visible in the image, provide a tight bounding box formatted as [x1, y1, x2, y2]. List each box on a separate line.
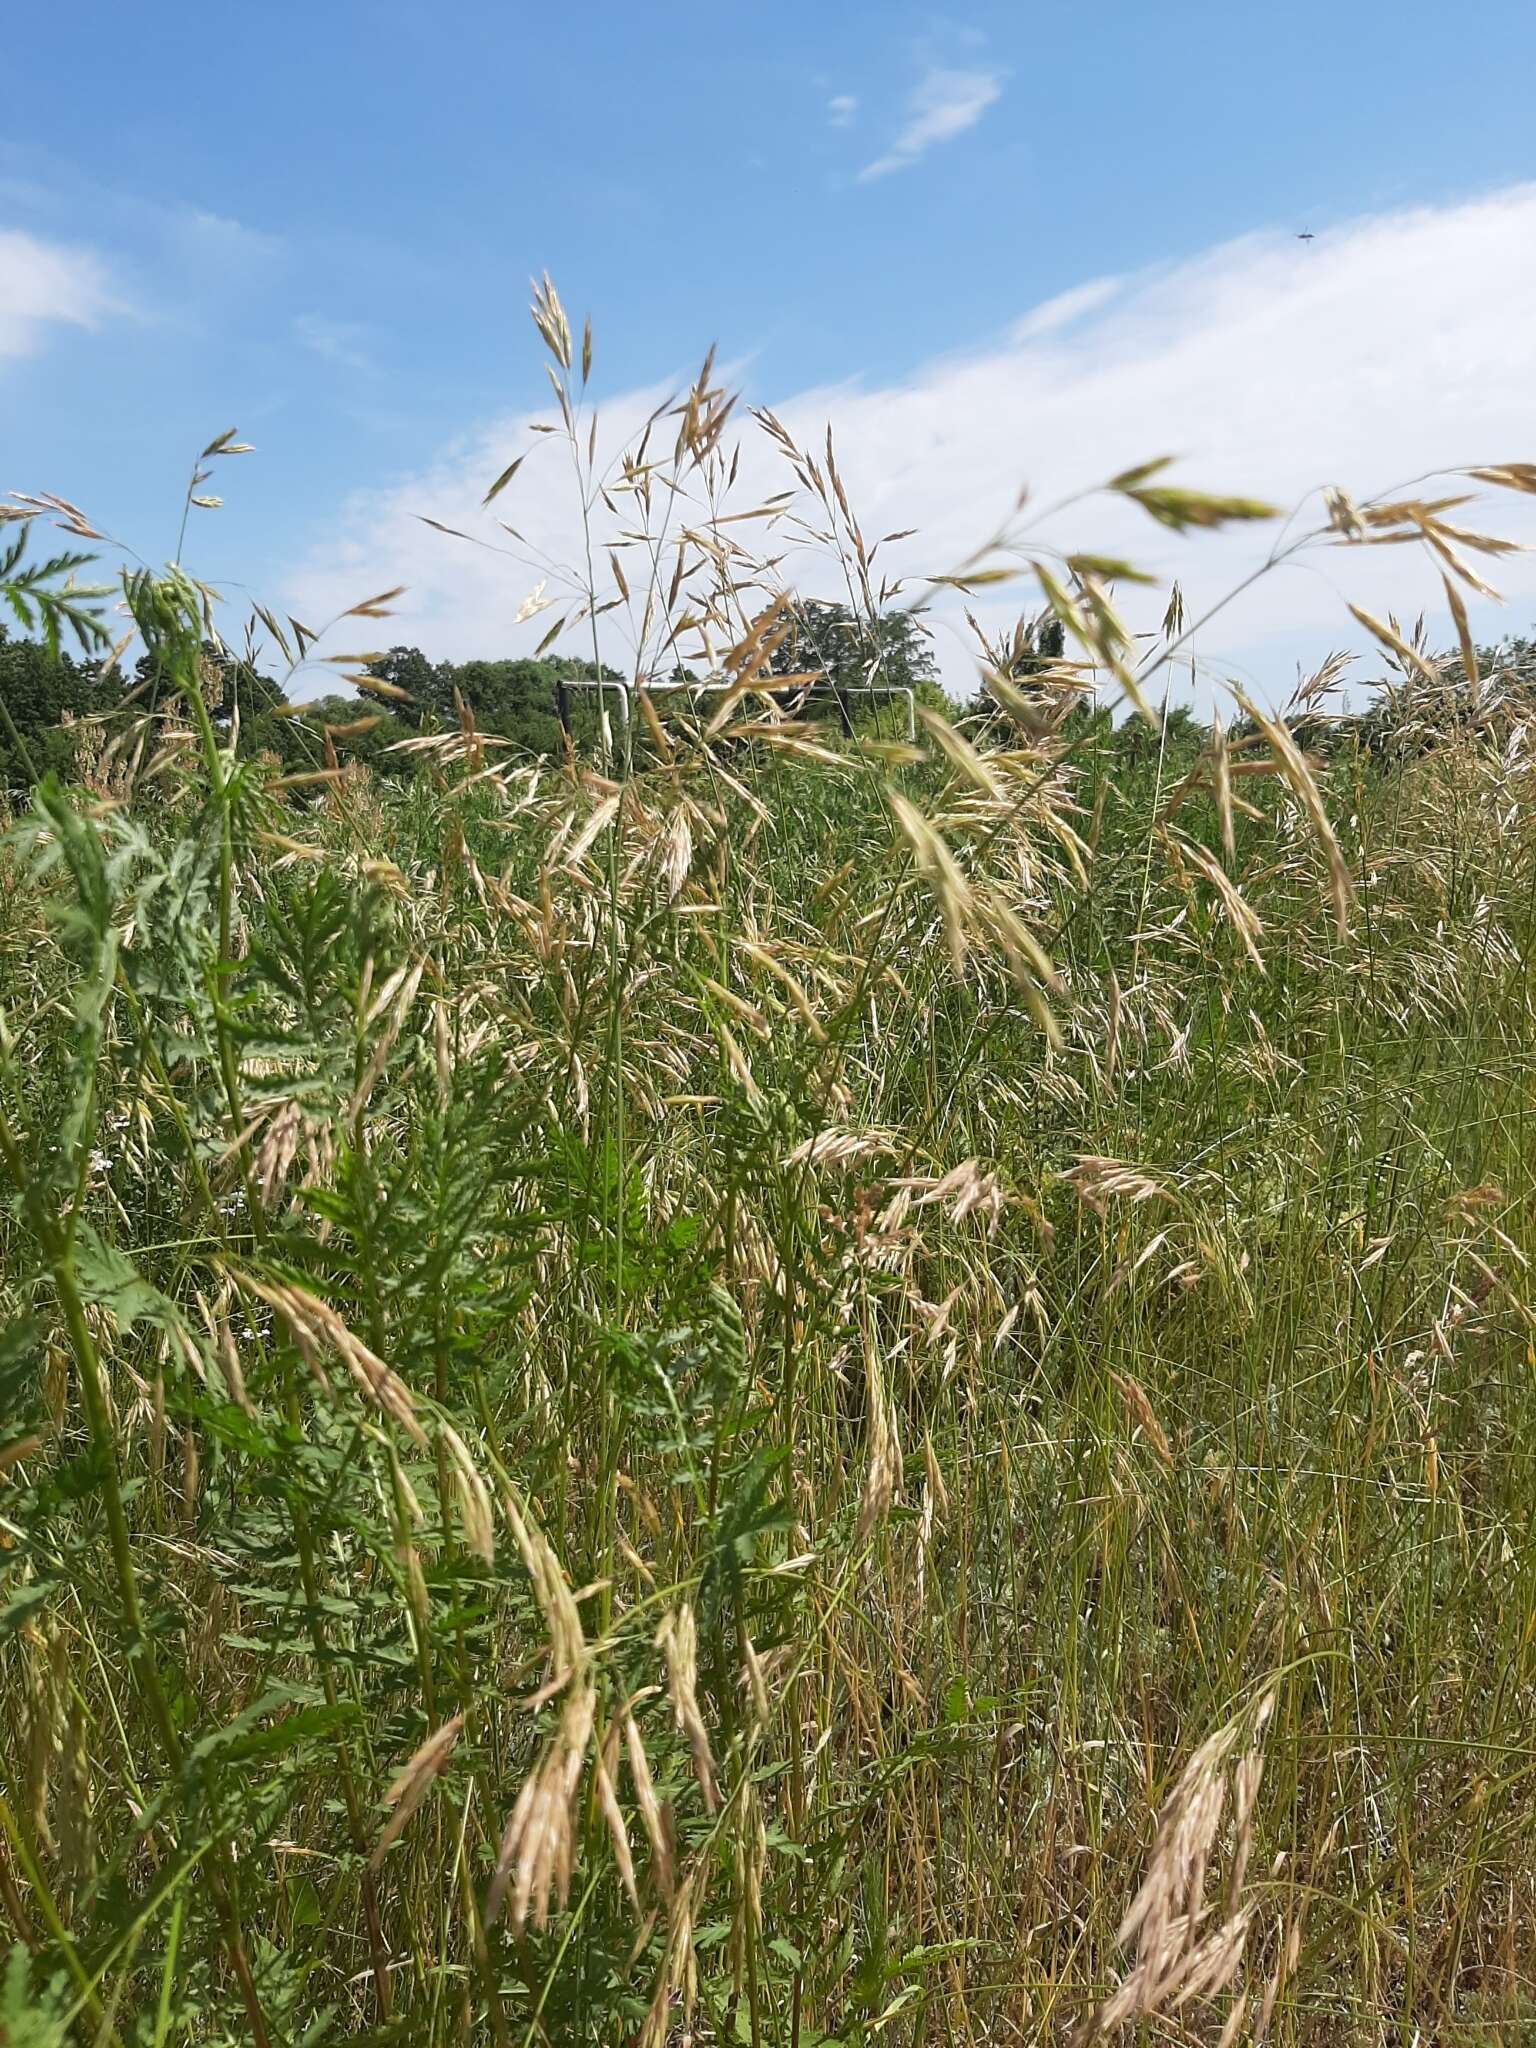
[768, 599, 938, 733]
[0, 630, 123, 798]
[0, 1947, 70, 2048]
[4, 638, 1536, 2041]
[373, 643, 614, 754]
[4, 349, 1536, 2045]
[0, 530, 109, 664]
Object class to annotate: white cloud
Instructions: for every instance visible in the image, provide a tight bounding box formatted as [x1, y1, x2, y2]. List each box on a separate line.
[859, 67, 1003, 181]
[827, 93, 859, 128]
[1011, 276, 1122, 343]
[284, 185, 1536, 706]
[0, 227, 119, 360]
[295, 313, 375, 373]
[174, 207, 282, 261]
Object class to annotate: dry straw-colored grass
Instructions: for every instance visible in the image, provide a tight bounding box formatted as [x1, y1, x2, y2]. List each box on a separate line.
[2, 280, 1536, 2045]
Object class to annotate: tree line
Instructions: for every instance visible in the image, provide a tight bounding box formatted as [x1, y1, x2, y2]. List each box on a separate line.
[2, 595, 1532, 799]
[0, 599, 945, 793]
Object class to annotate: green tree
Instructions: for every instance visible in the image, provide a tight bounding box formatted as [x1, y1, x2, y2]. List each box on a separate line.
[364, 645, 614, 756]
[769, 600, 937, 735]
[0, 626, 123, 795]
[250, 692, 417, 778]
[363, 644, 444, 729]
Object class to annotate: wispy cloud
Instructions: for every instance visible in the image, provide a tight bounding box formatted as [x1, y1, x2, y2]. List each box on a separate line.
[1011, 276, 1122, 342]
[285, 186, 1536, 704]
[859, 66, 1003, 181]
[172, 207, 283, 263]
[827, 93, 859, 129]
[0, 226, 120, 360]
[295, 313, 375, 374]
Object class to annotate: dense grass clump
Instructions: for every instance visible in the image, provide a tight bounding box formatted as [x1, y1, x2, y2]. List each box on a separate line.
[4, 304, 1536, 2045]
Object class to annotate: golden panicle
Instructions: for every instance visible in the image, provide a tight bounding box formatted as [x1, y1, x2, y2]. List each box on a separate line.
[486, 1679, 597, 1934]
[438, 1422, 495, 1564]
[656, 1606, 719, 1812]
[662, 804, 693, 901]
[371, 1713, 464, 1869]
[784, 1126, 897, 1170]
[238, 1274, 427, 1446]
[899, 1157, 1008, 1232]
[638, 1869, 697, 2048]
[594, 1719, 639, 1911]
[252, 1099, 305, 1210]
[622, 1706, 675, 1902]
[1229, 688, 1353, 937]
[1109, 1370, 1174, 1468]
[856, 1341, 904, 1547]
[1082, 1690, 1276, 2039]
[530, 273, 572, 372]
[1062, 1155, 1171, 1217]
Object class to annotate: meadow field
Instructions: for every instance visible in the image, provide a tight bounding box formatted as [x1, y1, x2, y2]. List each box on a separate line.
[3, 300, 1536, 2045]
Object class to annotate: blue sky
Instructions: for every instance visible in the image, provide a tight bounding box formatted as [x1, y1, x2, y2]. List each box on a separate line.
[5, 1, 1536, 698]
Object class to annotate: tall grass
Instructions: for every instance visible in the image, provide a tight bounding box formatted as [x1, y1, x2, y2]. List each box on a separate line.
[3, 293, 1536, 2045]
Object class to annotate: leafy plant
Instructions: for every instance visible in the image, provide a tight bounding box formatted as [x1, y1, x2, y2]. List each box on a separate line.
[2, 286, 1536, 2048]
